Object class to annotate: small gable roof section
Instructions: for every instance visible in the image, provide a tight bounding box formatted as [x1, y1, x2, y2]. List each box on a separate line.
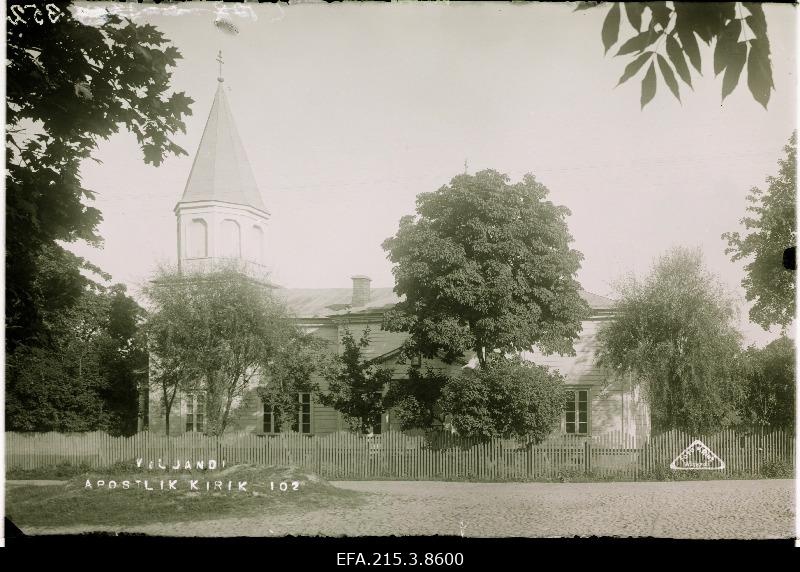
[279, 287, 399, 319]
[580, 290, 615, 319]
[279, 287, 614, 320]
[177, 82, 268, 215]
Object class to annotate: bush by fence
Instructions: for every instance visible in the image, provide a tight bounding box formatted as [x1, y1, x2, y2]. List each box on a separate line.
[6, 428, 795, 481]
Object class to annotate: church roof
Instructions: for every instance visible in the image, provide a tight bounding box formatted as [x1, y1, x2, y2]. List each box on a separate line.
[279, 288, 399, 319]
[177, 80, 268, 214]
[278, 287, 615, 319]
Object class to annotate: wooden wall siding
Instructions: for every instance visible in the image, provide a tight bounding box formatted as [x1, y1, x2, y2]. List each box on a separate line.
[227, 390, 262, 433]
[147, 317, 641, 438]
[591, 387, 624, 436]
[335, 321, 408, 361]
[519, 320, 606, 386]
[7, 429, 793, 480]
[148, 371, 639, 438]
[630, 386, 651, 438]
[149, 388, 643, 440]
[313, 402, 340, 434]
[301, 323, 339, 345]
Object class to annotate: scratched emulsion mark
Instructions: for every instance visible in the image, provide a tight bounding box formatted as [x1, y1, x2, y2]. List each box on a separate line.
[72, 2, 260, 26]
[215, 17, 240, 36]
[458, 520, 468, 538]
[74, 81, 93, 101]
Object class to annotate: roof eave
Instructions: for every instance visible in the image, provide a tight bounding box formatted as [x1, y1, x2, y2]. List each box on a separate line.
[174, 199, 271, 219]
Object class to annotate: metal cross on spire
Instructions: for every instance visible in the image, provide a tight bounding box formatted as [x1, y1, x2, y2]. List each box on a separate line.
[216, 50, 224, 82]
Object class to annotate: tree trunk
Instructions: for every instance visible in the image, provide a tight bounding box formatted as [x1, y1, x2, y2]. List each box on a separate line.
[475, 345, 487, 368]
[205, 371, 226, 436]
[220, 389, 235, 435]
[162, 384, 171, 435]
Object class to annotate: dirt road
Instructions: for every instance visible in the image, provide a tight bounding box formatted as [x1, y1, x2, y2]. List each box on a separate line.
[19, 479, 795, 539]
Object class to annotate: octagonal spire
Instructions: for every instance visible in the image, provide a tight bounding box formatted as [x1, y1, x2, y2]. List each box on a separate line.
[177, 72, 268, 215]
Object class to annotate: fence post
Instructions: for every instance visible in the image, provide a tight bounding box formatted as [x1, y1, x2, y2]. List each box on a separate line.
[584, 440, 591, 474]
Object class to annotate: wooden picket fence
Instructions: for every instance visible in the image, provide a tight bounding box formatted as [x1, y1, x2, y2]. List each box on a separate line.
[6, 428, 795, 480]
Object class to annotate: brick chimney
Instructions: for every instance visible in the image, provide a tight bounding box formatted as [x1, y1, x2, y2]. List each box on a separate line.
[351, 275, 371, 307]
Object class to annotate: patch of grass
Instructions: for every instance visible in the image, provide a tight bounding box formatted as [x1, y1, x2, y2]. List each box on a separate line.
[760, 458, 794, 479]
[8, 461, 94, 480]
[9, 458, 793, 489]
[326, 467, 791, 483]
[7, 464, 366, 529]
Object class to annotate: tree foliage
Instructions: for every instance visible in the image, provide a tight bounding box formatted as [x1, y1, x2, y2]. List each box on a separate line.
[99, 284, 149, 434]
[382, 169, 589, 368]
[6, 266, 147, 435]
[596, 247, 743, 432]
[257, 332, 327, 432]
[6, 2, 193, 352]
[723, 132, 796, 330]
[318, 328, 394, 434]
[578, 2, 775, 109]
[737, 336, 795, 430]
[144, 267, 294, 436]
[441, 355, 566, 443]
[383, 367, 450, 432]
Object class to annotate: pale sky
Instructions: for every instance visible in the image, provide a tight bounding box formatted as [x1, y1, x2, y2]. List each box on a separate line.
[69, 2, 797, 347]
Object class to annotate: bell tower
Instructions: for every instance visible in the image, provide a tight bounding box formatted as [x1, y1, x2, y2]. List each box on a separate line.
[175, 51, 270, 275]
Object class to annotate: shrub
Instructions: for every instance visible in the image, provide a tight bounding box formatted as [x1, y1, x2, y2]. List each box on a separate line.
[383, 367, 449, 431]
[8, 461, 93, 480]
[641, 464, 675, 481]
[441, 354, 565, 443]
[760, 458, 794, 479]
[106, 459, 139, 473]
[671, 469, 727, 481]
[555, 467, 584, 482]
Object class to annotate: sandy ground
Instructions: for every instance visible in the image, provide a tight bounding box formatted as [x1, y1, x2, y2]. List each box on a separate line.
[16, 479, 795, 539]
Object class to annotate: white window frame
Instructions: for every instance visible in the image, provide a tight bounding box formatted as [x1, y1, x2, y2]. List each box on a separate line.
[261, 393, 312, 434]
[564, 388, 590, 435]
[187, 218, 208, 259]
[296, 392, 312, 434]
[185, 393, 205, 433]
[220, 218, 241, 259]
[262, 401, 281, 434]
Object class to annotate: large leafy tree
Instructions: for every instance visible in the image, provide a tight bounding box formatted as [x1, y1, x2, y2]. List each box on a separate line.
[441, 355, 566, 443]
[737, 336, 795, 430]
[383, 367, 450, 432]
[382, 169, 589, 368]
[6, 269, 147, 435]
[578, 2, 775, 108]
[723, 133, 796, 330]
[596, 247, 743, 432]
[6, 2, 192, 353]
[144, 267, 295, 436]
[257, 332, 327, 433]
[97, 284, 149, 435]
[318, 328, 394, 435]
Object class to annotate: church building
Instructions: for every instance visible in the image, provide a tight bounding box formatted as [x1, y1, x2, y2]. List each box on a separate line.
[147, 67, 651, 441]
